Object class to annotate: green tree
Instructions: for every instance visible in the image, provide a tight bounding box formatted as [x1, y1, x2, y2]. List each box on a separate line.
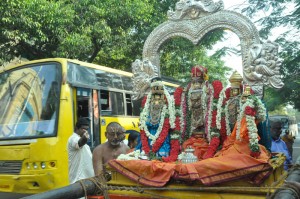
[0, 0, 154, 65]
[160, 31, 232, 85]
[242, 0, 300, 111]
[0, 0, 230, 82]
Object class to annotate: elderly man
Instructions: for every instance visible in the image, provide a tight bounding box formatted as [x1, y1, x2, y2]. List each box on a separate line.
[92, 122, 129, 175]
[270, 120, 292, 170]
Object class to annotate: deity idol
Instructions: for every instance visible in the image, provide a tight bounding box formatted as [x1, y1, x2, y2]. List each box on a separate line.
[226, 71, 244, 131]
[217, 85, 268, 158]
[216, 71, 244, 144]
[138, 77, 179, 162]
[174, 65, 224, 160]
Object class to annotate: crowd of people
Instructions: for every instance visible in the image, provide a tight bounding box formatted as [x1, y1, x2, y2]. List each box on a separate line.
[66, 65, 296, 190]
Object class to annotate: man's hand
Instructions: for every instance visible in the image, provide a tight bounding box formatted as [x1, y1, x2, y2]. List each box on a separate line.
[78, 130, 89, 147]
[83, 131, 90, 139]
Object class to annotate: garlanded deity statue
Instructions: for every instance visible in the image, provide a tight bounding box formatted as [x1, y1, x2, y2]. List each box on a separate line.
[233, 85, 267, 157]
[174, 65, 223, 160]
[216, 71, 244, 144]
[227, 71, 243, 130]
[138, 77, 180, 162]
[189, 66, 208, 133]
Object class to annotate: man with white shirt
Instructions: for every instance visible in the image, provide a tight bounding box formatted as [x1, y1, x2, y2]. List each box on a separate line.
[67, 118, 94, 184]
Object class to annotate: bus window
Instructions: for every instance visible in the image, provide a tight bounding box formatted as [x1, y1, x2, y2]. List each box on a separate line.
[77, 89, 90, 118]
[132, 98, 142, 116]
[76, 88, 94, 147]
[0, 63, 61, 139]
[126, 93, 133, 116]
[100, 90, 125, 116]
[100, 90, 110, 115]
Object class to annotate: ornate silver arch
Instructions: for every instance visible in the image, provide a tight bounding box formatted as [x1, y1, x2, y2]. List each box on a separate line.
[143, 10, 260, 71]
[132, 0, 283, 99]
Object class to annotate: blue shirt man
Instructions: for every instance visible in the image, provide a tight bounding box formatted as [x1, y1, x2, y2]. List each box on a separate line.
[270, 120, 292, 170]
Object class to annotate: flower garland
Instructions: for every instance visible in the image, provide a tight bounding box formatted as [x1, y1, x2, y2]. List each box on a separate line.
[183, 83, 192, 141]
[235, 95, 266, 157]
[216, 87, 231, 136]
[161, 86, 183, 162]
[139, 81, 176, 158]
[216, 87, 230, 143]
[203, 80, 223, 159]
[204, 83, 214, 141]
[180, 91, 187, 141]
[162, 139, 180, 162]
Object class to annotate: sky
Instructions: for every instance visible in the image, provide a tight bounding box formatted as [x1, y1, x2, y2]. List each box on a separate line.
[208, 0, 249, 76]
[211, 0, 295, 77]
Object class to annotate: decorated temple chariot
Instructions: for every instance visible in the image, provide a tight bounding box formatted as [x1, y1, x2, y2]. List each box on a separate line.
[24, 1, 299, 199]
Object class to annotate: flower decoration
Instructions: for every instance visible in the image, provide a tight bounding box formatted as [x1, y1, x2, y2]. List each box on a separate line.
[174, 87, 183, 107]
[203, 136, 220, 159]
[245, 106, 256, 117]
[139, 81, 178, 161]
[216, 87, 231, 142]
[203, 80, 223, 158]
[235, 95, 266, 157]
[212, 80, 223, 99]
[141, 96, 147, 108]
[162, 139, 180, 162]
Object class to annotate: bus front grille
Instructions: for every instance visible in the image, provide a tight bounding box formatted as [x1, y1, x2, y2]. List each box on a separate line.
[0, 161, 22, 174]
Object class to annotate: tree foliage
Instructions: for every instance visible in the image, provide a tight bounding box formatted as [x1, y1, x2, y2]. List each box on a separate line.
[242, 0, 300, 111]
[160, 30, 231, 85]
[0, 0, 230, 83]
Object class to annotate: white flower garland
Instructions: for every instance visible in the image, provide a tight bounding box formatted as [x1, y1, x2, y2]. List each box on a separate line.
[236, 97, 253, 140]
[246, 114, 259, 149]
[201, 81, 208, 115]
[235, 96, 266, 144]
[170, 134, 180, 139]
[117, 150, 146, 160]
[224, 104, 231, 135]
[216, 87, 226, 130]
[140, 81, 176, 145]
[180, 92, 185, 135]
[255, 98, 266, 122]
[205, 84, 214, 141]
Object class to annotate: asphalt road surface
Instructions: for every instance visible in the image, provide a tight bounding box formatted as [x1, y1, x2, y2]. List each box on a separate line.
[292, 135, 300, 163]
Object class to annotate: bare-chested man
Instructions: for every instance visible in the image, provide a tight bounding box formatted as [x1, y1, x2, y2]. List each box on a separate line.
[92, 122, 129, 175]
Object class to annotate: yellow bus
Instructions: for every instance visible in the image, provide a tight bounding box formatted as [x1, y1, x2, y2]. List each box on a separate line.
[0, 58, 179, 194]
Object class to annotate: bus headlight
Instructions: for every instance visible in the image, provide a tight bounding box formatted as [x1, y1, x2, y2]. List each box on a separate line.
[33, 163, 38, 169]
[26, 163, 30, 169]
[41, 162, 46, 169]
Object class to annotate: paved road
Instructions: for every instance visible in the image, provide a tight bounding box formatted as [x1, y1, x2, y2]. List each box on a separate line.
[0, 193, 30, 199]
[292, 135, 300, 163]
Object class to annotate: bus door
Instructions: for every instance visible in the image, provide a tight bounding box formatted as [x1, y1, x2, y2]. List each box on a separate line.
[75, 88, 100, 149]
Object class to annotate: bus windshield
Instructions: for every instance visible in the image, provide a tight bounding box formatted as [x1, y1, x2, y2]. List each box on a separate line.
[0, 62, 61, 140]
